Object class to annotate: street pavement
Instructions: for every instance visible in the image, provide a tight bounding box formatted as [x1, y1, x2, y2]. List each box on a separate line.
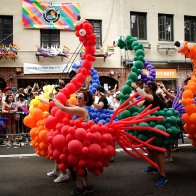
[0, 138, 196, 196]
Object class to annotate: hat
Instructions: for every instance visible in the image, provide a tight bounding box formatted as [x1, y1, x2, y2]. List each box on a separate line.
[18, 93, 25, 98]
[96, 86, 105, 93]
[147, 82, 157, 92]
[3, 87, 11, 93]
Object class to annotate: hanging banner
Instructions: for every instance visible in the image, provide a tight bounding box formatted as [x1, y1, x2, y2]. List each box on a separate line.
[24, 63, 72, 74]
[22, 0, 80, 30]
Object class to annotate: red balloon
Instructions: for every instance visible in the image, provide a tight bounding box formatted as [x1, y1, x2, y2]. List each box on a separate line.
[61, 125, 70, 135]
[67, 154, 79, 166]
[53, 149, 61, 159]
[66, 134, 74, 142]
[75, 128, 86, 140]
[86, 132, 93, 140]
[65, 83, 77, 94]
[82, 60, 92, 69]
[92, 132, 102, 143]
[52, 135, 66, 149]
[55, 110, 66, 122]
[68, 140, 83, 155]
[58, 163, 65, 171]
[59, 154, 66, 162]
[78, 169, 86, 176]
[50, 106, 59, 116]
[90, 124, 101, 133]
[106, 145, 115, 158]
[82, 147, 89, 155]
[79, 159, 86, 167]
[55, 92, 67, 104]
[88, 144, 102, 159]
[56, 123, 63, 131]
[44, 115, 58, 130]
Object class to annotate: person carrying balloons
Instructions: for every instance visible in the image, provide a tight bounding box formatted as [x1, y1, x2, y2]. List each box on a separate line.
[49, 90, 94, 195]
[131, 82, 168, 186]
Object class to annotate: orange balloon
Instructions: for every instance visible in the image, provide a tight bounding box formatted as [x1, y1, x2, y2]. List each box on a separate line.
[39, 129, 48, 141]
[190, 113, 196, 124]
[30, 108, 43, 120]
[39, 142, 48, 150]
[23, 115, 37, 128]
[182, 90, 194, 99]
[30, 127, 39, 139]
[43, 112, 50, 119]
[185, 104, 196, 114]
[38, 102, 50, 112]
[188, 124, 196, 135]
[182, 113, 190, 124]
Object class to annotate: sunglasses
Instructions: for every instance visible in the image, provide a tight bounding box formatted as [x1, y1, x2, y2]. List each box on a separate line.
[76, 96, 82, 100]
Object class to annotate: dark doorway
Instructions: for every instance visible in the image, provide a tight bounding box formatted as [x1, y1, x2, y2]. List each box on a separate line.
[0, 78, 7, 91]
[99, 76, 118, 90]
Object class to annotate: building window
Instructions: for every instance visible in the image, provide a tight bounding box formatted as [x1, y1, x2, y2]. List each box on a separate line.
[184, 16, 196, 42]
[0, 16, 13, 46]
[130, 12, 147, 40]
[158, 14, 173, 41]
[40, 29, 60, 48]
[88, 20, 102, 47]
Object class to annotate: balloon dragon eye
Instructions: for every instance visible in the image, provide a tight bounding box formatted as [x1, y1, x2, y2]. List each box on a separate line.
[79, 29, 86, 36]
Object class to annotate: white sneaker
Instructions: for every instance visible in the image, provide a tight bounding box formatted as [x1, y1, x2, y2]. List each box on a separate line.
[47, 170, 60, 177]
[54, 172, 69, 183]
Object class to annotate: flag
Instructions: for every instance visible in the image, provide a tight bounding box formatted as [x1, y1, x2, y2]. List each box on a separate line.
[107, 46, 114, 54]
[63, 46, 71, 54]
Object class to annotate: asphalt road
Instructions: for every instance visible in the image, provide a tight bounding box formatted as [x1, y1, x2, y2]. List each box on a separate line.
[0, 142, 195, 196]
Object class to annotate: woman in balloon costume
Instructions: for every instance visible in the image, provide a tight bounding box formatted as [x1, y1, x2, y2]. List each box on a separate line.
[24, 18, 178, 192]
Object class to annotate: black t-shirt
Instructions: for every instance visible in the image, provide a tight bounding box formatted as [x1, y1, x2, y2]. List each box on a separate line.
[144, 93, 166, 110]
[98, 96, 108, 109]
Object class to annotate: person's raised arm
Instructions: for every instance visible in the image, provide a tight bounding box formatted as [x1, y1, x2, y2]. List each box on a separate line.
[131, 82, 153, 101]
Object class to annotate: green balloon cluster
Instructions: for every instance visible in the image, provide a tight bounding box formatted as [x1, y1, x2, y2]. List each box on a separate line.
[123, 107, 181, 149]
[116, 35, 145, 102]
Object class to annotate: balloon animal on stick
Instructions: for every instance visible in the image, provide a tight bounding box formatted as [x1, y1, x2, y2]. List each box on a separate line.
[24, 18, 171, 176]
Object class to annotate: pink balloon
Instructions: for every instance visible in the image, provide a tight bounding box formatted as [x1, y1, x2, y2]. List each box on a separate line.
[75, 128, 86, 140]
[52, 135, 66, 149]
[88, 144, 102, 159]
[68, 140, 83, 155]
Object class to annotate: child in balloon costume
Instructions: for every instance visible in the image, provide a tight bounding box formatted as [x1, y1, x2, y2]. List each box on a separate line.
[23, 18, 181, 191]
